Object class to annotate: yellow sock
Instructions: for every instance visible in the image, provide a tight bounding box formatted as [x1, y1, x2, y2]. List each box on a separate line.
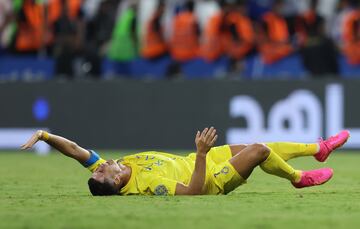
[260, 149, 302, 183]
[265, 142, 319, 161]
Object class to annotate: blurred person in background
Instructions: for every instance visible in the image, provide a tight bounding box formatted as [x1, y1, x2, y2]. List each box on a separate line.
[141, 0, 168, 60]
[199, 0, 224, 63]
[82, 0, 120, 77]
[81, 0, 104, 20]
[108, 0, 139, 62]
[200, 0, 228, 62]
[52, 0, 83, 78]
[340, 0, 360, 65]
[201, 0, 255, 69]
[257, 0, 293, 64]
[330, 0, 357, 45]
[169, 0, 200, 62]
[296, 0, 338, 76]
[221, 0, 254, 68]
[279, 0, 307, 38]
[14, 0, 53, 54]
[247, 0, 272, 21]
[0, 0, 15, 52]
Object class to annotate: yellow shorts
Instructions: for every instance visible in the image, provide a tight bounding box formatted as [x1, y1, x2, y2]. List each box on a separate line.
[206, 145, 246, 194]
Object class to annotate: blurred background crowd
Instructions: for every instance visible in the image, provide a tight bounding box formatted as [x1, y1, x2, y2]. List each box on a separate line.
[1, 0, 360, 80]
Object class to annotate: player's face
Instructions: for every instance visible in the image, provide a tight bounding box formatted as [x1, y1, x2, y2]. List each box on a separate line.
[91, 160, 122, 184]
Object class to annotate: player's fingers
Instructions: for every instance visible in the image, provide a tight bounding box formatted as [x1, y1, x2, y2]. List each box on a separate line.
[200, 128, 208, 138]
[209, 128, 216, 140]
[210, 135, 218, 145]
[195, 131, 200, 140]
[205, 126, 213, 136]
[205, 127, 215, 142]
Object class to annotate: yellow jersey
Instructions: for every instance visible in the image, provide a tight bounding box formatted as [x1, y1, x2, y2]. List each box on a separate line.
[86, 145, 245, 196]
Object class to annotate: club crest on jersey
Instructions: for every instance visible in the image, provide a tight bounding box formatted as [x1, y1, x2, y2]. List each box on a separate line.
[154, 184, 168, 196]
[221, 166, 230, 174]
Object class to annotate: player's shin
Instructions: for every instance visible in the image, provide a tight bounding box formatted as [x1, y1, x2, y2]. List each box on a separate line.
[260, 149, 302, 183]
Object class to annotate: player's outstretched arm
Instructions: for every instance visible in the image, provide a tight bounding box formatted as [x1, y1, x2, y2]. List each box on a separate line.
[21, 130, 91, 164]
[175, 127, 218, 195]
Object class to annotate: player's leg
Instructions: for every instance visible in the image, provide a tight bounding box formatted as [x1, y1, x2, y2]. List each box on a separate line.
[230, 143, 318, 163]
[230, 130, 350, 162]
[230, 143, 317, 162]
[264, 142, 318, 161]
[229, 143, 333, 188]
[265, 130, 350, 162]
[228, 143, 300, 182]
[230, 142, 318, 163]
[229, 144, 248, 157]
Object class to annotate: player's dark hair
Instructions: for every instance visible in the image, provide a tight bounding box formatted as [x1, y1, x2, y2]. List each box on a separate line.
[88, 178, 119, 196]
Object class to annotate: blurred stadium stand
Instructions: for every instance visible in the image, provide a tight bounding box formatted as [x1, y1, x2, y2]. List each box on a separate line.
[1, 0, 360, 80]
[0, 55, 54, 80]
[338, 55, 360, 78]
[243, 54, 308, 79]
[4, 53, 360, 80]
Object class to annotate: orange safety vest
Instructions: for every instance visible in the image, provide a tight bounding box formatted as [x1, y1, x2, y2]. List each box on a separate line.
[342, 10, 360, 65]
[258, 12, 293, 64]
[170, 11, 199, 61]
[16, 0, 52, 51]
[262, 12, 289, 42]
[222, 11, 254, 60]
[200, 13, 223, 62]
[295, 10, 316, 45]
[141, 13, 167, 59]
[15, 0, 82, 52]
[47, 0, 82, 24]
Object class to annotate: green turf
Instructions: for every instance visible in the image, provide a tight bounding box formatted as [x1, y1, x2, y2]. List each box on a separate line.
[0, 151, 360, 229]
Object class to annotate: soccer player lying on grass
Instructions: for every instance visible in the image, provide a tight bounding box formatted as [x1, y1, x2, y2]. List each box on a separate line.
[21, 128, 350, 196]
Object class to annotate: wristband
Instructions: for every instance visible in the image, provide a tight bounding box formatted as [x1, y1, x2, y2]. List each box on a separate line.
[40, 131, 50, 141]
[83, 150, 101, 167]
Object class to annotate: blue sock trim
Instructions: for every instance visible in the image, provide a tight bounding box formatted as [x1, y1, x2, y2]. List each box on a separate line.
[82, 150, 101, 167]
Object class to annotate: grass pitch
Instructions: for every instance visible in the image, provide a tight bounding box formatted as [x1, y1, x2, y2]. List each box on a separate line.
[0, 151, 360, 229]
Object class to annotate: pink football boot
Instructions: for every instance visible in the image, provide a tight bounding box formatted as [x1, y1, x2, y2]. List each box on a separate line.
[314, 130, 350, 162]
[292, 168, 333, 189]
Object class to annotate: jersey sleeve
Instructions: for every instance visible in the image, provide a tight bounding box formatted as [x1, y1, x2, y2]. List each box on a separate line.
[82, 150, 106, 172]
[147, 175, 178, 196]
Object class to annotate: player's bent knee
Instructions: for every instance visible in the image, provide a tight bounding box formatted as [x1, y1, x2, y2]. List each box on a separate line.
[249, 143, 270, 161]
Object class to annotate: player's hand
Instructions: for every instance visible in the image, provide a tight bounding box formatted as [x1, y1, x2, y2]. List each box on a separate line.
[20, 130, 43, 150]
[195, 127, 218, 155]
